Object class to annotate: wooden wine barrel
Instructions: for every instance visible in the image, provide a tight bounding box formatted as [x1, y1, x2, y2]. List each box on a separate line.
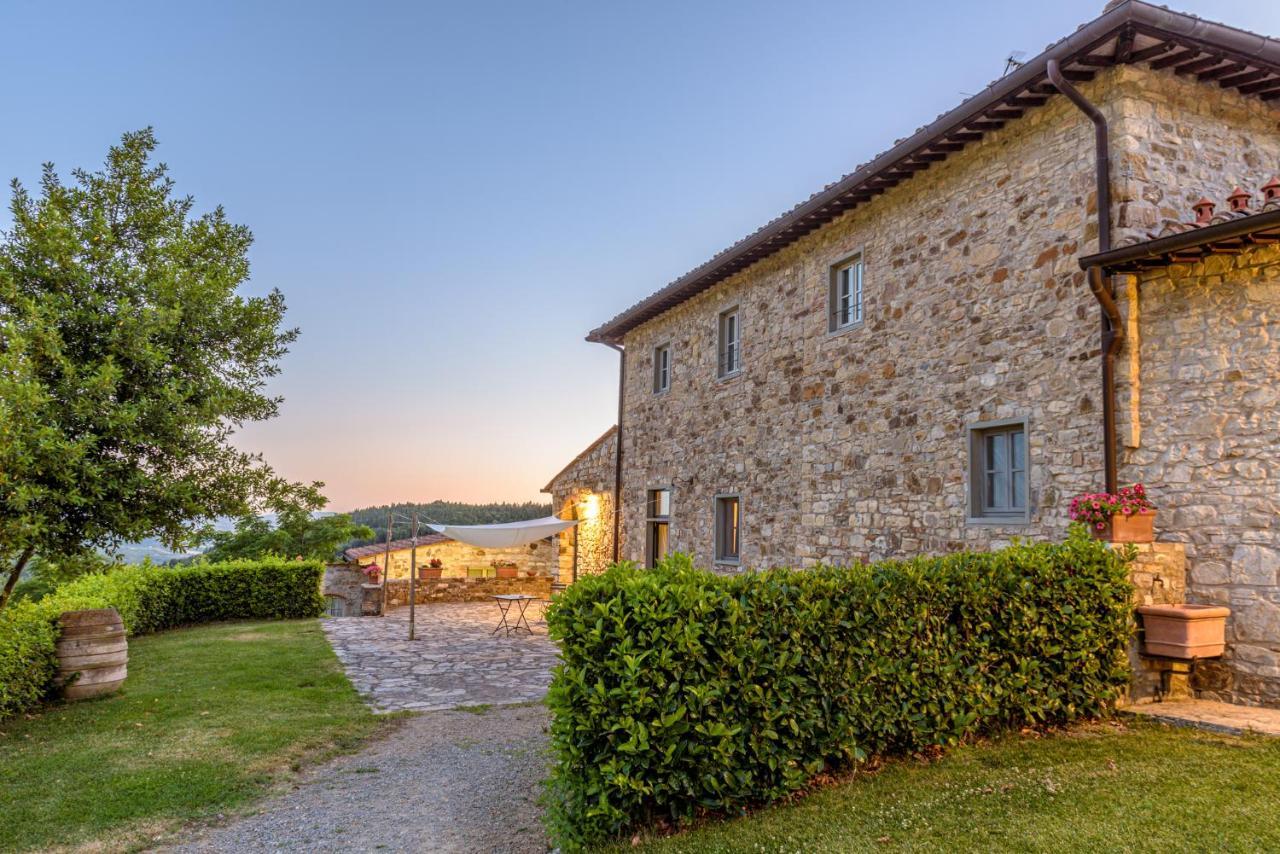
[55, 608, 127, 700]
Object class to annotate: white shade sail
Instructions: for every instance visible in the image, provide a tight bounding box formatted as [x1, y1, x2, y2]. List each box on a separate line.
[426, 516, 577, 549]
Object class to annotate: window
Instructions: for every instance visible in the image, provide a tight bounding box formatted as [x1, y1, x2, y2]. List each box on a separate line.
[717, 308, 741, 377]
[646, 488, 671, 568]
[653, 344, 671, 393]
[714, 494, 740, 564]
[829, 255, 864, 332]
[969, 420, 1029, 522]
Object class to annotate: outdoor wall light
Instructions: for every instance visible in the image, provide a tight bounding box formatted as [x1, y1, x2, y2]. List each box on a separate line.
[578, 493, 601, 520]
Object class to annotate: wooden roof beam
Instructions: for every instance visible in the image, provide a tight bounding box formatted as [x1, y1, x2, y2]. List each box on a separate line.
[1240, 77, 1280, 94]
[1197, 62, 1246, 82]
[1129, 40, 1176, 62]
[1218, 68, 1271, 88]
[1173, 54, 1227, 76]
[1150, 47, 1200, 70]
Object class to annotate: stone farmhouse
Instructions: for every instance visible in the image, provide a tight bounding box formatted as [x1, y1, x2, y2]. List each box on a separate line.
[551, 2, 1280, 706]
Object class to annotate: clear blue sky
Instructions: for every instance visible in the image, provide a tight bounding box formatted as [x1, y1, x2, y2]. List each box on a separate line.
[3, 0, 1277, 510]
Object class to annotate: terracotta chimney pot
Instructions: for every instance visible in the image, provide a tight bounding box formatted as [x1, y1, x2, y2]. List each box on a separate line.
[1263, 177, 1280, 202]
[1192, 197, 1216, 224]
[1228, 186, 1252, 212]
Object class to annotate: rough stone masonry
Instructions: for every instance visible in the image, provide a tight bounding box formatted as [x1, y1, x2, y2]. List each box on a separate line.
[596, 62, 1280, 706]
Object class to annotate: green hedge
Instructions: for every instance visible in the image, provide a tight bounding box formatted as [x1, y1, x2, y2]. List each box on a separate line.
[0, 558, 324, 719]
[544, 527, 1133, 849]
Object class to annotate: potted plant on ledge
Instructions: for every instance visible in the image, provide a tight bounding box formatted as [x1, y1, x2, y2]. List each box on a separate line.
[491, 559, 519, 579]
[1069, 483, 1157, 543]
[420, 558, 443, 580]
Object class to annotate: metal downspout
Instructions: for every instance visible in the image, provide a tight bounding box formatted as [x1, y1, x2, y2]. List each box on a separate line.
[603, 342, 625, 563]
[1048, 59, 1123, 494]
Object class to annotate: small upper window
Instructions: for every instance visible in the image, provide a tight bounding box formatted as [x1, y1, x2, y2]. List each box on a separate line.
[653, 344, 670, 393]
[829, 256, 864, 332]
[969, 420, 1029, 522]
[717, 308, 741, 377]
[714, 494, 740, 564]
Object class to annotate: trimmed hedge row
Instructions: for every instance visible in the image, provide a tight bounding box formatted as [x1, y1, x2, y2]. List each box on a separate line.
[0, 558, 325, 719]
[544, 527, 1133, 849]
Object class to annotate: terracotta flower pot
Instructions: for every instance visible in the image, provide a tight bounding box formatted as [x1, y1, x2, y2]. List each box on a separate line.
[495, 566, 518, 579]
[1095, 509, 1156, 543]
[419, 567, 442, 580]
[1138, 603, 1230, 659]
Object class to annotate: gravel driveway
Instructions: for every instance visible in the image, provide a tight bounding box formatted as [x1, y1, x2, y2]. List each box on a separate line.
[171, 704, 550, 853]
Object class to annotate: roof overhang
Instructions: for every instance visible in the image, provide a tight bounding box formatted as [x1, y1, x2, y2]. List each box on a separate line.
[587, 0, 1280, 344]
[1079, 207, 1280, 274]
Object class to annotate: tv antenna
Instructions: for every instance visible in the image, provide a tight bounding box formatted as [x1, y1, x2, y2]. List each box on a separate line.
[1003, 50, 1027, 77]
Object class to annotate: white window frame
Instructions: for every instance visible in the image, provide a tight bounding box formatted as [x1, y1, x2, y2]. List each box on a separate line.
[829, 254, 864, 333]
[653, 344, 671, 394]
[717, 307, 741, 378]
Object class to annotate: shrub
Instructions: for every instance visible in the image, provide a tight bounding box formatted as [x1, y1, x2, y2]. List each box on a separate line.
[544, 526, 1133, 849]
[0, 600, 60, 719]
[0, 558, 324, 719]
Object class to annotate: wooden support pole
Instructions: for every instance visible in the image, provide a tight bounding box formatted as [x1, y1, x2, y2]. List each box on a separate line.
[380, 510, 393, 615]
[409, 512, 418, 641]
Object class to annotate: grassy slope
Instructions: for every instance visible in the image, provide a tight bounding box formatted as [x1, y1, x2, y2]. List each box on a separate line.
[628, 720, 1280, 853]
[0, 619, 380, 852]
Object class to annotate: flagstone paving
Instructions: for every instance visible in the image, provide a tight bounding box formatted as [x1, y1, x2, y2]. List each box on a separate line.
[322, 602, 559, 713]
[1123, 698, 1280, 737]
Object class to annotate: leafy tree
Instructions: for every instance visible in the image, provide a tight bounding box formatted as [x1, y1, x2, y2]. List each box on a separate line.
[200, 503, 374, 563]
[345, 500, 551, 548]
[0, 129, 319, 609]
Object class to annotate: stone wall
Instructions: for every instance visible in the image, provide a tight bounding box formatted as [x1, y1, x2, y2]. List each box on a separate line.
[1125, 542, 1189, 704]
[359, 538, 555, 581]
[618, 71, 1113, 570]
[1104, 63, 1280, 706]
[1119, 250, 1280, 706]
[544, 427, 617, 580]
[322, 565, 382, 616]
[383, 575, 551, 605]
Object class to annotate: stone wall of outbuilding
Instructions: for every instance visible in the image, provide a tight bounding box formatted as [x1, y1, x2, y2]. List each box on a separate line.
[360, 538, 555, 581]
[544, 427, 617, 581]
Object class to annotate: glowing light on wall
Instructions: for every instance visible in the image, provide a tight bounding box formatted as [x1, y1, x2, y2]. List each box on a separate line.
[578, 493, 601, 520]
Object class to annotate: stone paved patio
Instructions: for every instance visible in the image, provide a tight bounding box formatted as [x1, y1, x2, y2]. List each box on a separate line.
[1124, 698, 1280, 737]
[322, 602, 558, 712]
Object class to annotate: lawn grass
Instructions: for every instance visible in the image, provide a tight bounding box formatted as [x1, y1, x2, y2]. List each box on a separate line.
[625, 720, 1280, 853]
[0, 619, 382, 852]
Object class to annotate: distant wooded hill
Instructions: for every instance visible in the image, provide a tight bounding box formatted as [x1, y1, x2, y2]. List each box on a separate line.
[344, 500, 552, 549]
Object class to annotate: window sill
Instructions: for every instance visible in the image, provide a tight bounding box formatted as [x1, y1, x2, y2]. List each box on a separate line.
[715, 369, 743, 383]
[714, 558, 741, 567]
[965, 516, 1032, 527]
[826, 320, 865, 339]
[652, 387, 670, 397]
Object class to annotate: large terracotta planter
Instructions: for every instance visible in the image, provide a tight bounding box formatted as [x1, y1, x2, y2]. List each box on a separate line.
[419, 567, 442, 580]
[1138, 603, 1230, 659]
[1096, 510, 1156, 543]
[495, 566, 518, 579]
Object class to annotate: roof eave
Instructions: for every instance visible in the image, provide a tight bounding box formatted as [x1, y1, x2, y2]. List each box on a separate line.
[586, 0, 1280, 344]
[1079, 207, 1280, 273]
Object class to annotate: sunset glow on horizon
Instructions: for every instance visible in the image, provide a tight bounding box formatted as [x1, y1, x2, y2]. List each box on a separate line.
[8, 0, 1277, 514]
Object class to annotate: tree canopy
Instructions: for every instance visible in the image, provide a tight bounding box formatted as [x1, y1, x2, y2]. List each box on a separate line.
[0, 129, 319, 607]
[200, 505, 374, 563]
[344, 500, 551, 549]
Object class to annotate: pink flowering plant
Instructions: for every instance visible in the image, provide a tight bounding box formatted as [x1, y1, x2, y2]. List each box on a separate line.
[1068, 483, 1155, 532]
